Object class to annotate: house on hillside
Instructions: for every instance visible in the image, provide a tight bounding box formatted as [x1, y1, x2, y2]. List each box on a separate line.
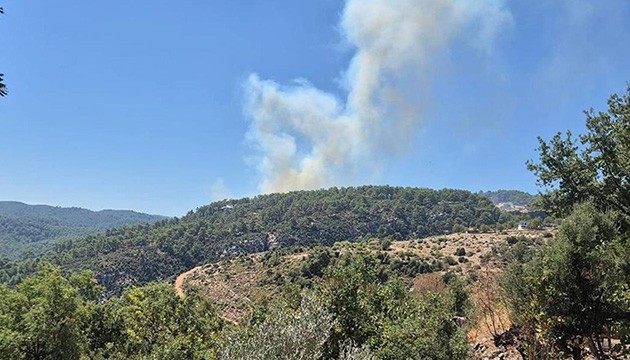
[518, 221, 528, 230]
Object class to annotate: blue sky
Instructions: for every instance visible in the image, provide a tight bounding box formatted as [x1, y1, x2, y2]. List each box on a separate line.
[1, 0, 629, 216]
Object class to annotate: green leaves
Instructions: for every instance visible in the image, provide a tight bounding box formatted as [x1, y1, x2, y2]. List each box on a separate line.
[0, 266, 223, 360]
[528, 86, 630, 222]
[503, 203, 630, 358]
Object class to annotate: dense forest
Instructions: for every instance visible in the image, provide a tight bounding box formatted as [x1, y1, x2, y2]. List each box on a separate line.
[0, 202, 166, 260]
[0, 216, 93, 259]
[0, 201, 166, 229]
[0, 187, 507, 292]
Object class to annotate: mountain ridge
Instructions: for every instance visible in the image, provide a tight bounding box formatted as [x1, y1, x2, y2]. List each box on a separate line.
[0, 201, 168, 260]
[1, 185, 514, 293]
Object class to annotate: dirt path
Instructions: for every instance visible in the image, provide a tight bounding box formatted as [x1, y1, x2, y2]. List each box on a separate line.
[175, 266, 202, 298]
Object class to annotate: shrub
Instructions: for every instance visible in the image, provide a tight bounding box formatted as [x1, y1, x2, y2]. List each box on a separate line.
[219, 295, 334, 360]
[445, 256, 458, 266]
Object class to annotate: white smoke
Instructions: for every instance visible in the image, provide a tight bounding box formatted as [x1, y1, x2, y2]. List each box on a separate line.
[245, 0, 512, 193]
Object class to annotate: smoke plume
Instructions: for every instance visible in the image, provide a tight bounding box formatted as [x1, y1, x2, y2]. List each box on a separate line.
[245, 0, 512, 193]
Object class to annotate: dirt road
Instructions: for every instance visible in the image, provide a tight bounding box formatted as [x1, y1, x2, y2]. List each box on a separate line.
[174, 266, 202, 298]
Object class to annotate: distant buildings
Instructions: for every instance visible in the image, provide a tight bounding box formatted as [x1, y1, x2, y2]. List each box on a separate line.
[497, 202, 529, 213]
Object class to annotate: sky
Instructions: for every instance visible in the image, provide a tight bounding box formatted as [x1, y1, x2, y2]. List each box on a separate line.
[1, 0, 629, 216]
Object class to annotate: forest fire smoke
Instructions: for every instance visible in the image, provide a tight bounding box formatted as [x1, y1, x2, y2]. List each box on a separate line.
[245, 0, 512, 193]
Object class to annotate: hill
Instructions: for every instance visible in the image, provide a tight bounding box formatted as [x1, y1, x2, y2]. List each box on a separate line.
[178, 230, 544, 324]
[0, 201, 166, 259]
[0, 186, 510, 292]
[0, 201, 166, 229]
[478, 190, 536, 206]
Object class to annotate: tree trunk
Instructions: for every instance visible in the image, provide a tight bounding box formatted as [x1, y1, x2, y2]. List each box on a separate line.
[588, 335, 602, 360]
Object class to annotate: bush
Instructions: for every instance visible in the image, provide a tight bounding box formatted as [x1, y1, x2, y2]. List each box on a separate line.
[379, 239, 392, 251]
[220, 295, 333, 360]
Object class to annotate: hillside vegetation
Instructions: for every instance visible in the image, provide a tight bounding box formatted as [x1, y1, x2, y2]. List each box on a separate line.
[0, 229, 548, 360]
[0, 186, 508, 291]
[0, 202, 166, 260]
[180, 230, 545, 324]
[0, 201, 166, 229]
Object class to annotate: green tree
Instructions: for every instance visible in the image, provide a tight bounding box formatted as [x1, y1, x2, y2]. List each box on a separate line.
[374, 292, 468, 360]
[452, 223, 466, 233]
[505, 87, 630, 358]
[319, 253, 468, 359]
[106, 283, 223, 359]
[527, 86, 630, 223]
[503, 203, 630, 359]
[528, 217, 542, 230]
[220, 295, 334, 360]
[0, 265, 92, 360]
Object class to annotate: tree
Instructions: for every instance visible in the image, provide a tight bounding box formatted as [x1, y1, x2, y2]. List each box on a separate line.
[106, 283, 223, 359]
[219, 295, 334, 360]
[503, 203, 630, 359]
[528, 217, 542, 230]
[0, 265, 94, 360]
[507, 87, 630, 359]
[527, 86, 630, 223]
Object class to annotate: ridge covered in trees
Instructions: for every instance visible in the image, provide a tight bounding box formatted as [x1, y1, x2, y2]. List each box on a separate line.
[1, 186, 507, 292]
[0, 201, 167, 260]
[501, 86, 630, 359]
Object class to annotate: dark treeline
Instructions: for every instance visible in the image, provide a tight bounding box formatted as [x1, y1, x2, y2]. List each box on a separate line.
[0, 215, 95, 259]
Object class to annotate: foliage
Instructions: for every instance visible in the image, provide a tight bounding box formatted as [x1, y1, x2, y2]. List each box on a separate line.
[0, 265, 223, 360]
[2, 186, 506, 293]
[0, 265, 93, 359]
[0, 201, 166, 229]
[0, 202, 166, 260]
[527, 86, 630, 223]
[373, 292, 468, 360]
[1, 241, 473, 360]
[503, 203, 630, 358]
[0, 215, 94, 259]
[0, 73, 5, 97]
[506, 87, 630, 358]
[319, 253, 468, 359]
[220, 295, 333, 360]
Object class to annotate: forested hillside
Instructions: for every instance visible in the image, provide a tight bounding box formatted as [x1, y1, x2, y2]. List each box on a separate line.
[0, 186, 508, 292]
[0, 201, 166, 259]
[0, 216, 93, 259]
[0, 201, 166, 229]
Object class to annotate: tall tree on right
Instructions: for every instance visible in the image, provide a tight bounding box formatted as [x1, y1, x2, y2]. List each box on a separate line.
[503, 87, 630, 359]
[527, 86, 630, 224]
